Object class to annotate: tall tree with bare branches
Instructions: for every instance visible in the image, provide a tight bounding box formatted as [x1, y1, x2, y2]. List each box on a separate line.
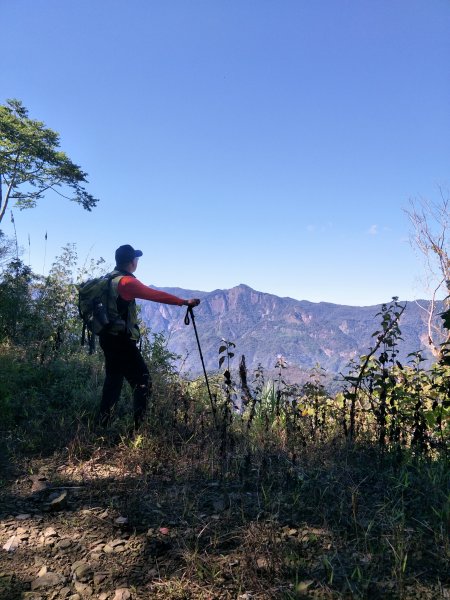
[405, 190, 449, 359]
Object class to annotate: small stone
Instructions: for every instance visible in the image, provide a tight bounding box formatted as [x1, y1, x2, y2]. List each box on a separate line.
[256, 557, 268, 569]
[44, 527, 57, 538]
[44, 538, 56, 547]
[37, 566, 48, 577]
[3, 535, 20, 552]
[31, 572, 64, 590]
[57, 539, 72, 549]
[99, 594, 109, 600]
[103, 544, 114, 553]
[16, 513, 32, 520]
[115, 516, 128, 525]
[74, 563, 93, 582]
[31, 479, 49, 493]
[296, 580, 314, 595]
[94, 573, 107, 586]
[74, 581, 93, 595]
[109, 538, 126, 548]
[113, 589, 131, 600]
[49, 490, 68, 511]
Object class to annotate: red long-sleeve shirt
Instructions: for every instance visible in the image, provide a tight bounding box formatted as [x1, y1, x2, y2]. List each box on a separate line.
[117, 276, 186, 306]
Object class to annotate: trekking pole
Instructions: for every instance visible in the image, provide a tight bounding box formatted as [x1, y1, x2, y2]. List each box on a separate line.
[184, 306, 217, 427]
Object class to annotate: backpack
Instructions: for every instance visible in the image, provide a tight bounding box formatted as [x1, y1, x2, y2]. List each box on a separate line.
[77, 273, 125, 352]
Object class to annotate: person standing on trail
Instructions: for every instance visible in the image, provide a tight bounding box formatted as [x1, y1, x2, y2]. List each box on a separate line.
[98, 244, 200, 429]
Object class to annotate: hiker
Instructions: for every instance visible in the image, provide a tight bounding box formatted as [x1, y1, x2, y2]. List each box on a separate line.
[97, 244, 200, 429]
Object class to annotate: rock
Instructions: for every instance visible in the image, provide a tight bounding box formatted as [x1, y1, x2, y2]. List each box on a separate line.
[49, 490, 68, 511]
[31, 479, 49, 493]
[93, 573, 107, 586]
[3, 535, 20, 551]
[57, 539, 72, 549]
[256, 557, 268, 569]
[37, 566, 48, 577]
[114, 516, 128, 525]
[71, 560, 93, 580]
[16, 513, 32, 520]
[73, 563, 93, 582]
[31, 572, 64, 590]
[113, 589, 131, 600]
[74, 581, 93, 595]
[110, 538, 127, 548]
[44, 527, 57, 538]
[71, 560, 85, 572]
[296, 580, 314, 595]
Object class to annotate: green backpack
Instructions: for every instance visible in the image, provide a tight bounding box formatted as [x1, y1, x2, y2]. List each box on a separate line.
[77, 273, 125, 351]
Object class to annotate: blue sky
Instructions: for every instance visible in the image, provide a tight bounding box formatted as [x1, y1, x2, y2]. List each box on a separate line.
[1, 0, 449, 305]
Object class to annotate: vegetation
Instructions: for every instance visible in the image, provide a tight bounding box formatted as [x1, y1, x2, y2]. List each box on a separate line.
[0, 99, 98, 223]
[0, 238, 448, 599]
[405, 191, 450, 358]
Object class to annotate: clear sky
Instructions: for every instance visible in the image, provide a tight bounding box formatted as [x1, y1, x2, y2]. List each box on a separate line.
[1, 0, 449, 306]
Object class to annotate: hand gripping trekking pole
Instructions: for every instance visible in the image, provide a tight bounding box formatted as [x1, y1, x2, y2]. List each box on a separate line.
[184, 306, 217, 426]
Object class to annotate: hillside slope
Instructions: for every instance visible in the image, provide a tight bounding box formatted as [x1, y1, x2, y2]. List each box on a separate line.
[139, 284, 441, 377]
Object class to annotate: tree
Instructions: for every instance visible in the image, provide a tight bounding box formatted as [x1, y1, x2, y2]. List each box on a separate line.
[0, 99, 98, 223]
[0, 258, 35, 343]
[405, 190, 450, 359]
[0, 230, 15, 269]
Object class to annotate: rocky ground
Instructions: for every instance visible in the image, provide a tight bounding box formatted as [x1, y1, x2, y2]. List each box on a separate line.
[1, 440, 448, 600]
[0, 444, 308, 600]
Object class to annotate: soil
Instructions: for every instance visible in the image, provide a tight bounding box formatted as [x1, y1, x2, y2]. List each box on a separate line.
[0, 442, 448, 600]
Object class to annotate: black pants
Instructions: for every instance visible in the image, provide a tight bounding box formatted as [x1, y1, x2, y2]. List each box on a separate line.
[98, 333, 151, 429]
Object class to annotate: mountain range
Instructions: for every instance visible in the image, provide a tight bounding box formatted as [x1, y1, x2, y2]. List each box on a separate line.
[138, 284, 443, 381]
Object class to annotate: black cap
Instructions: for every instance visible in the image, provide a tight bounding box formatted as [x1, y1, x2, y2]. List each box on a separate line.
[115, 244, 143, 266]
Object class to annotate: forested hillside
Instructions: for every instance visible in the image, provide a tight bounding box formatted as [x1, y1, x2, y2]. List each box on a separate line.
[139, 284, 444, 376]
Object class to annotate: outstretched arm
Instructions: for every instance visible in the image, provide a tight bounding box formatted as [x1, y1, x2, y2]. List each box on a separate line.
[118, 276, 200, 307]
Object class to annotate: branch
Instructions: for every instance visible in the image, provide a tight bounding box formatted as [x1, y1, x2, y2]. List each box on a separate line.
[0, 175, 16, 223]
[49, 185, 77, 201]
[348, 303, 406, 402]
[0, 149, 21, 223]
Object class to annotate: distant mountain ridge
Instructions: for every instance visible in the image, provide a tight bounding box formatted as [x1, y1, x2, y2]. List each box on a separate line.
[138, 284, 443, 378]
